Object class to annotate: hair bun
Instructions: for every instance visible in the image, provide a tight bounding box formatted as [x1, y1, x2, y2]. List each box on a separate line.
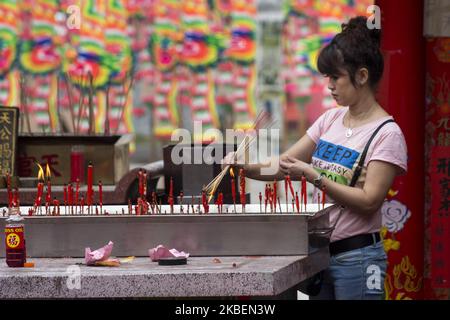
[341, 16, 381, 48]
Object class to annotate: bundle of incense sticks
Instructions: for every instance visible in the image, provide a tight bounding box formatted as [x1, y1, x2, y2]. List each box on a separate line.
[203, 111, 276, 203]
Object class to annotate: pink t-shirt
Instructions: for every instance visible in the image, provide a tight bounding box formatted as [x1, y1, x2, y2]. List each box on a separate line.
[306, 107, 408, 242]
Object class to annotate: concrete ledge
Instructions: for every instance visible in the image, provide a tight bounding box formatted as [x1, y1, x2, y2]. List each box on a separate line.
[0, 249, 328, 299]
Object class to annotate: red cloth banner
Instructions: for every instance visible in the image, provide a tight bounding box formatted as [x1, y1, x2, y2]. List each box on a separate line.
[430, 148, 450, 288]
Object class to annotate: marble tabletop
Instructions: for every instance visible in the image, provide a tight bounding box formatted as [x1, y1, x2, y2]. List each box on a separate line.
[0, 248, 328, 299]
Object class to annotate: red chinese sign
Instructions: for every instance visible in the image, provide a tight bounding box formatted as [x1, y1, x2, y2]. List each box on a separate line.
[18, 153, 61, 177]
[430, 147, 450, 288]
[425, 37, 450, 292]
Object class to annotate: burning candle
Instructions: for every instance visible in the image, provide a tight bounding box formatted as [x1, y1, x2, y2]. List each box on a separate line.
[34, 165, 45, 214]
[229, 168, 236, 213]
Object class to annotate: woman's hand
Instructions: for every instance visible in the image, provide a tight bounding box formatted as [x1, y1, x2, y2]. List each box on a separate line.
[279, 155, 315, 181]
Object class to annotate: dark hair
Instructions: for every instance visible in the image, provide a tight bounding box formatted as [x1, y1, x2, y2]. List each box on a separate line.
[317, 16, 383, 90]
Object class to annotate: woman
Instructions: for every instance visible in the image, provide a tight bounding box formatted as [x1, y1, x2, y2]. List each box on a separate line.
[222, 16, 407, 300]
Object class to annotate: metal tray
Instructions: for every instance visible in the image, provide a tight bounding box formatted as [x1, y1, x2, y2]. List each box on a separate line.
[0, 204, 332, 257]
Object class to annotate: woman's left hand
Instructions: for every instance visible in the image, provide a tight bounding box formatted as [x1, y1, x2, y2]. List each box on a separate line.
[279, 155, 313, 180]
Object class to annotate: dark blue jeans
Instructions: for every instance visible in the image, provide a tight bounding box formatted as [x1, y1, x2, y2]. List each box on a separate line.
[312, 240, 387, 300]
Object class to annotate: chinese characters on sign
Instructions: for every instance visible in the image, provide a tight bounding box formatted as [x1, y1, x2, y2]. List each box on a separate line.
[431, 148, 450, 288]
[18, 153, 61, 177]
[0, 107, 19, 176]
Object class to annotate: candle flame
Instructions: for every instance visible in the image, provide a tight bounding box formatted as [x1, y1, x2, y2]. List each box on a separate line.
[36, 162, 44, 181]
[229, 167, 234, 178]
[207, 193, 213, 204]
[45, 163, 51, 179]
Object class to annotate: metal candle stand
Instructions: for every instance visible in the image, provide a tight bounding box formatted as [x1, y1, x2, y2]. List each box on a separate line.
[0, 204, 332, 258]
[1, 143, 332, 259]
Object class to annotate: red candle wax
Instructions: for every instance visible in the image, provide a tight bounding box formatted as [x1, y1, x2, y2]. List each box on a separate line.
[138, 170, 143, 198]
[273, 181, 277, 211]
[70, 146, 85, 183]
[46, 180, 52, 206]
[239, 169, 246, 207]
[75, 179, 80, 206]
[322, 186, 326, 209]
[68, 183, 73, 206]
[34, 182, 43, 207]
[301, 175, 307, 211]
[63, 184, 67, 206]
[284, 175, 289, 209]
[143, 171, 147, 199]
[87, 162, 93, 206]
[98, 180, 103, 206]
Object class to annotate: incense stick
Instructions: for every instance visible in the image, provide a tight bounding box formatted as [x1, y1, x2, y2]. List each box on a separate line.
[19, 73, 32, 134]
[114, 71, 135, 135]
[75, 73, 87, 134]
[203, 110, 277, 203]
[104, 82, 111, 135]
[64, 73, 76, 133]
[88, 72, 94, 135]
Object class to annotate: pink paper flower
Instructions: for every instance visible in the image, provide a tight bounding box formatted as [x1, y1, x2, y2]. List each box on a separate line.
[149, 245, 189, 262]
[85, 241, 114, 266]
